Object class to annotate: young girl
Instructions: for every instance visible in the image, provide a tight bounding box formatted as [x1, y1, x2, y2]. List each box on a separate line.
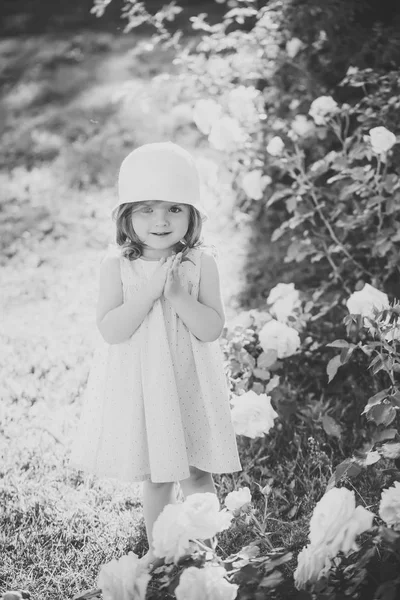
[68, 141, 242, 569]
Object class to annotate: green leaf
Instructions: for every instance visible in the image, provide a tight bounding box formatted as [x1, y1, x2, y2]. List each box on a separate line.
[327, 355, 342, 383]
[326, 339, 350, 349]
[257, 350, 278, 369]
[253, 368, 271, 381]
[326, 458, 362, 491]
[372, 428, 397, 443]
[340, 346, 355, 364]
[362, 388, 390, 414]
[266, 188, 293, 208]
[321, 414, 342, 439]
[366, 404, 397, 426]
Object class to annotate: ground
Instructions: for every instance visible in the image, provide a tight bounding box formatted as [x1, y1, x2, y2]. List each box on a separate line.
[0, 28, 284, 598]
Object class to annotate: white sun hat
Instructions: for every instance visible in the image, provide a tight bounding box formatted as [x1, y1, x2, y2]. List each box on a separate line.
[111, 141, 209, 221]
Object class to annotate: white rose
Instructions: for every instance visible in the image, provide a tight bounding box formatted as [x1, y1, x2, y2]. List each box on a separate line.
[258, 319, 300, 358]
[267, 283, 298, 305]
[308, 96, 339, 125]
[286, 37, 303, 58]
[175, 565, 238, 600]
[224, 487, 252, 512]
[290, 115, 315, 138]
[184, 492, 233, 540]
[152, 503, 193, 562]
[309, 488, 374, 554]
[267, 283, 301, 323]
[272, 295, 300, 322]
[249, 309, 272, 329]
[97, 552, 150, 600]
[381, 443, 400, 459]
[379, 482, 400, 530]
[346, 283, 389, 319]
[230, 390, 278, 438]
[329, 505, 375, 555]
[294, 543, 332, 588]
[208, 116, 246, 151]
[369, 126, 397, 155]
[152, 494, 233, 562]
[266, 136, 285, 156]
[241, 170, 271, 200]
[193, 99, 223, 135]
[227, 85, 260, 122]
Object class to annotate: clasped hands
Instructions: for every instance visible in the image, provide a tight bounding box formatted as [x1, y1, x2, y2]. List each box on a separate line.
[148, 251, 185, 303]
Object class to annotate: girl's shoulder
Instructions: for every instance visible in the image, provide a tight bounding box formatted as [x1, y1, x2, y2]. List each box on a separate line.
[191, 243, 219, 262]
[100, 243, 123, 265]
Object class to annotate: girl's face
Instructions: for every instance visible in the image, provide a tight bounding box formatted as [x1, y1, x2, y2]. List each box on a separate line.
[130, 200, 190, 258]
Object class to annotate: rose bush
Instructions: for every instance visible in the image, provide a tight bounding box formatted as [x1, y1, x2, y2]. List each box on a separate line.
[90, 1, 400, 597]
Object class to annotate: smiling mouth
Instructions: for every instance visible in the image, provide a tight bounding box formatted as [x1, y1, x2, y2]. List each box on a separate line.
[152, 232, 171, 236]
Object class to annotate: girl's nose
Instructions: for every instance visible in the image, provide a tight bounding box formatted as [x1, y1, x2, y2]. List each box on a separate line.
[154, 209, 170, 224]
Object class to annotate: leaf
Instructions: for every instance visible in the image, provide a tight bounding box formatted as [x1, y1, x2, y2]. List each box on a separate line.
[259, 571, 283, 588]
[362, 389, 390, 414]
[253, 367, 271, 381]
[257, 350, 278, 369]
[327, 355, 342, 382]
[266, 188, 293, 208]
[326, 459, 362, 491]
[372, 428, 397, 443]
[321, 414, 342, 439]
[340, 346, 355, 364]
[366, 404, 397, 426]
[326, 339, 350, 349]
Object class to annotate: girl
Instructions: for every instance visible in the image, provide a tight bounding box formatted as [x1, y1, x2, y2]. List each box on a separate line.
[68, 141, 242, 570]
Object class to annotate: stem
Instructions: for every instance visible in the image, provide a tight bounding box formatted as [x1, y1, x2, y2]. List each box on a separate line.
[308, 188, 373, 277]
[321, 240, 350, 291]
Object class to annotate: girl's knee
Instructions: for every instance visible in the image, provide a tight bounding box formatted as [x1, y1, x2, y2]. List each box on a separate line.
[145, 479, 175, 490]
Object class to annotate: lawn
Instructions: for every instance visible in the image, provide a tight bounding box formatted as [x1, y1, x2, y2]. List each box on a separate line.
[0, 27, 281, 599]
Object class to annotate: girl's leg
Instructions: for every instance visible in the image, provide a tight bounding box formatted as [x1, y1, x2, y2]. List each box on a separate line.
[141, 480, 177, 565]
[179, 466, 217, 550]
[179, 465, 216, 497]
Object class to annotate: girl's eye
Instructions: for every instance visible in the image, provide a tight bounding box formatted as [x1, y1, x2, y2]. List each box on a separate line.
[170, 206, 182, 213]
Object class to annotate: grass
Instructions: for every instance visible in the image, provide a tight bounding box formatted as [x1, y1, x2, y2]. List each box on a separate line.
[1, 20, 387, 600]
[0, 27, 277, 599]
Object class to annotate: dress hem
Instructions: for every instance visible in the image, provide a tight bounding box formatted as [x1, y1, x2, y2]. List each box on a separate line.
[68, 460, 242, 485]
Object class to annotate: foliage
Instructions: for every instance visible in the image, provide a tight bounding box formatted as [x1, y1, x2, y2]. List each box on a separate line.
[94, 0, 400, 597]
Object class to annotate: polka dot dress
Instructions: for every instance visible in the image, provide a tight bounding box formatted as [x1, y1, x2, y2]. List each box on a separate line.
[68, 246, 242, 483]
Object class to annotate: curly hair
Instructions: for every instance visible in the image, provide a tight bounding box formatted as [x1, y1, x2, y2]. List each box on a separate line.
[113, 202, 206, 262]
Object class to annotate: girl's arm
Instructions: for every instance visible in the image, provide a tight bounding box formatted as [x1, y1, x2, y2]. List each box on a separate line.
[96, 256, 155, 344]
[168, 252, 225, 342]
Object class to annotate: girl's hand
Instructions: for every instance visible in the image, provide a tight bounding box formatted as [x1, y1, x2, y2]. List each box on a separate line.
[147, 256, 174, 302]
[164, 252, 184, 301]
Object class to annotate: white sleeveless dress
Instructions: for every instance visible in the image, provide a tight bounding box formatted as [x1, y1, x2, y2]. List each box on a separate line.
[68, 245, 242, 483]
